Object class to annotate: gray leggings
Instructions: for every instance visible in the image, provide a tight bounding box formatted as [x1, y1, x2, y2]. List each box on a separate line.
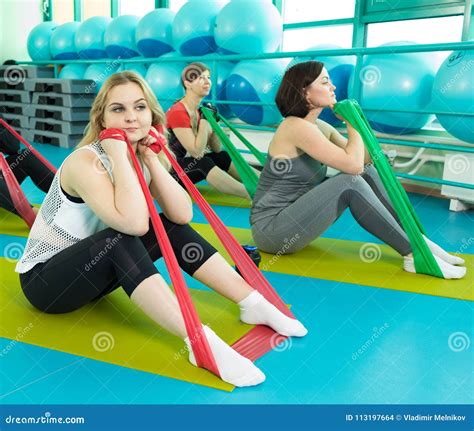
[251, 164, 412, 256]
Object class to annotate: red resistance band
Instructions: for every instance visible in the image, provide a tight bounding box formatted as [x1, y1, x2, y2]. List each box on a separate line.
[0, 153, 36, 228]
[0, 118, 57, 174]
[147, 127, 295, 360]
[98, 127, 220, 377]
[148, 126, 294, 319]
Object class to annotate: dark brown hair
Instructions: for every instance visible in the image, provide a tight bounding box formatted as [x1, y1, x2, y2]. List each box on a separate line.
[275, 61, 324, 118]
[181, 62, 211, 89]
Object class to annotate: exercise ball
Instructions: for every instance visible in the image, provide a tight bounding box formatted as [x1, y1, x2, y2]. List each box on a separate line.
[84, 62, 120, 93]
[27, 22, 58, 61]
[226, 59, 289, 126]
[145, 53, 186, 111]
[202, 56, 234, 118]
[215, 0, 282, 54]
[105, 15, 140, 59]
[349, 41, 436, 134]
[59, 63, 88, 79]
[50, 22, 80, 60]
[431, 50, 474, 144]
[75, 16, 111, 59]
[136, 9, 175, 58]
[117, 61, 148, 77]
[173, 0, 228, 56]
[291, 44, 355, 125]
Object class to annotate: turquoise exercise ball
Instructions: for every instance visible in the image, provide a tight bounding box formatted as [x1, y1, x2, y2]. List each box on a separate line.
[84, 62, 120, 93]
[27, 21, 58, 61]
[105, 15, 140, 59]
[58, 63, 88, 79]
[431, 50, 474, 144]
[75, 16, 111, 59]
[348, 41, 436, 134]
[117, 61, 148, 77]
[226, 59, 289, 126]
[136, 9, 175, 58]
[215, 0, 282, 54]
[145, 53, 186, 111]
[291, 44, 355, 126]
[50, 22, 80, 60]
[173, 0, 228, 56]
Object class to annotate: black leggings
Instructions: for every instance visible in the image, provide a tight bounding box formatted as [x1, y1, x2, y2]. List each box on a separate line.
[0, 149, 55, 213]
[172, 151, 232, 185]
[19, 214, 217, 314]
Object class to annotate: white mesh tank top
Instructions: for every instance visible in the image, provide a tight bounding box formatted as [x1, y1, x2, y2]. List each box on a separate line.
[16, 141, 151, 273]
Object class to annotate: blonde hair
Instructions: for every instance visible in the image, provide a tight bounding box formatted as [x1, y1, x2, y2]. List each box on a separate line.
[78, 71, 172, 170]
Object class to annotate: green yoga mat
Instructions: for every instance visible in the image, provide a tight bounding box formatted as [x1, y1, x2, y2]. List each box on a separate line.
[190, 224, 473, 302]
[198, 185, 251, 208]
[0, 258, 255, 391]
[2, 209, 471, 301]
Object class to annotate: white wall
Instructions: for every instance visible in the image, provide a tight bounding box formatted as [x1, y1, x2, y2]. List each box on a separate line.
[0, 0, 42, 63]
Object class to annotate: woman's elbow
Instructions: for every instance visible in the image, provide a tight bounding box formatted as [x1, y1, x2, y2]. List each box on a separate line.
[170, 207, 193, 225]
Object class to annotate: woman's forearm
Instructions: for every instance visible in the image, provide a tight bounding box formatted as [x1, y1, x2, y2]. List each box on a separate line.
[145, 156, 193, 224]
[110, 154, 149, 223]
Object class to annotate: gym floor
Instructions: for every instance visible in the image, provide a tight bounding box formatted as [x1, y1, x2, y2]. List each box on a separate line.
[1, 144, 472, 404]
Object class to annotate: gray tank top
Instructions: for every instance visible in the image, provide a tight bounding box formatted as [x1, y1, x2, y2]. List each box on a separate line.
[251, 152, 327, 225]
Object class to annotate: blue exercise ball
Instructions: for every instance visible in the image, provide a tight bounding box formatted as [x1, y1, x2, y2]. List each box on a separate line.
[59, 63, 88, 79]
[349, 41, 436, 134]
[136, 9, 175, 58]
[173, 0, 228, 56]
[431, 50, 474, 144]
[84, 62, 120, 93]
[215, 0, 282, 54]
[226, 59, 289, 126]
[75, 16, 111, 59]
[117, 60, 148, 77]
[291, 44, 355, 125]
[27, 21, 58, 61]
[50, 22, 80, 60]
[145, 53, 186, 111]
[105, 15, 140, 59]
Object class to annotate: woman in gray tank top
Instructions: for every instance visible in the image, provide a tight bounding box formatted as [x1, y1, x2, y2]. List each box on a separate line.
[250, 61, 465, 279]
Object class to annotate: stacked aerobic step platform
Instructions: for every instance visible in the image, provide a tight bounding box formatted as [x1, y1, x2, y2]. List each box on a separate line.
[0, 65, 95, 148]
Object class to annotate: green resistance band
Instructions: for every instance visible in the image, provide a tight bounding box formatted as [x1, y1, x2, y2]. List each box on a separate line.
[334, 99, 443, 278]
[200, 106, 263, 198]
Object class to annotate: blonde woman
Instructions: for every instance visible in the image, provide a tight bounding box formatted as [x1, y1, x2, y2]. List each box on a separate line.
[15, 71, 307, 387]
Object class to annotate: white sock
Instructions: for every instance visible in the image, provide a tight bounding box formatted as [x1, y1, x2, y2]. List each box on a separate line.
[422, 235, 465, 265]
[239, 291, 308, 337]
[403, 255, 466, 279]
[186, 326, 265, 387]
